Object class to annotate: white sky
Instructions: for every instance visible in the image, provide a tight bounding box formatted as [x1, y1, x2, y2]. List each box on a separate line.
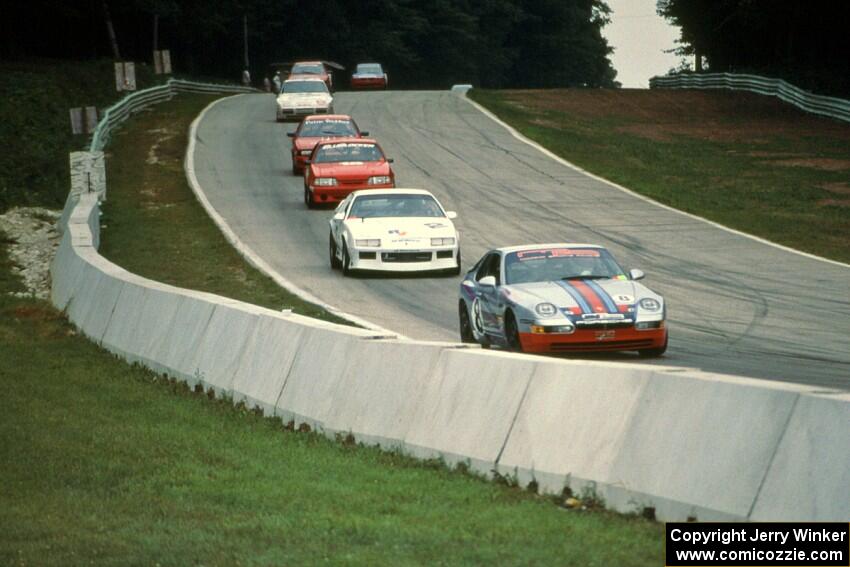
[602, 0, 684, 88]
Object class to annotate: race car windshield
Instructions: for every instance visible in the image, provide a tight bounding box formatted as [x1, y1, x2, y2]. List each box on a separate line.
[349, 195, 443, 218]
[313, 143, 383, 163]
[291, 64, 323, 74]
[282, 81, 328, 94]
[298, 120, 357, 137]
[504, 248, 626, 285]
[356, 64, 382, 74]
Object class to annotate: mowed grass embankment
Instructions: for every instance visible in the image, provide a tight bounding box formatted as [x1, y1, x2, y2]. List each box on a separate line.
[97, 93, 348, 323]
[0, 263, 662, 565]
[469, 88, 850, 263]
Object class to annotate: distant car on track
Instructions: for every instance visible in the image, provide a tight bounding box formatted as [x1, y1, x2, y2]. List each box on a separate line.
[288, 60, 334, 91]
[329, 189, 460, 275]
[287, 115, 367, 174]
[458, 244, 668, 356]
[276, 79, 333, 122]
[303, 138, 394, 207]
[350, 63, 388, 89]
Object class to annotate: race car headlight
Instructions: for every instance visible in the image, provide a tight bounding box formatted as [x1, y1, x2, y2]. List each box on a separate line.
[534, 302, 558, 317]
[367, 176, 391, 185]
[639, 298, 661, 311]
[354, 239, 381, 247]
[299, 149, 313, 156]
[430, 237, 455, 246]
[313, 177, 337, 186]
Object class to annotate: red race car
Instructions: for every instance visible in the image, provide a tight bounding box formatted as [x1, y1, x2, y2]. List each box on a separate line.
[287, 115, 367, 174]
[350, 63, 387, 89]
[288, 61, 333, 91]
[303, 138, 395, 208]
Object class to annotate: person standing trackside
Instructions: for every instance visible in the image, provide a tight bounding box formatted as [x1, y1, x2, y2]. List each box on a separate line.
[263, 76, 271, 92]
[242, 69, 251, 87]
[272, 71, 282, 93]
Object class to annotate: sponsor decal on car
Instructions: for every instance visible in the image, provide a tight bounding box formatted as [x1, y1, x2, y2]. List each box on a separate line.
[516, 248, 601, 261]
[388, 229, 408, 236]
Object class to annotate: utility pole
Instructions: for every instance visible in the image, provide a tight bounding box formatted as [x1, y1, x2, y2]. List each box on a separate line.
[243, 14, 250, 70]
[102, 0, 121, 60]
[153, 13, 159, 52]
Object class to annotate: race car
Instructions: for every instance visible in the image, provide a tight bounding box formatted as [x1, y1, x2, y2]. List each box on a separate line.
[350, 63, 388, 89]
[288, 60, 334, 91]
[303, 138, 394, 208]
[458, 244, 668, 356]
[328, 189, 460, 275]
[287, 115, 367, 174]
[275, 79, 333, 122]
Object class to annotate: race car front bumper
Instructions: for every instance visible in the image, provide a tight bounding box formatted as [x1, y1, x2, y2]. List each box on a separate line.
[308, 181, 394, 204]
[349, 247, 459, 272]
[351, 77, 386, 89]
[277, 106, 332, 122]
[519, 325, 667, 353]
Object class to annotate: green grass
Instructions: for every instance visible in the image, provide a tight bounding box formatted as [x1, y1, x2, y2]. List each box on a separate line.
[0, 254, 662, 565]
[97, 93, 348, 323]
[469, 88, 850, 263]
[0, 58, 166, 213]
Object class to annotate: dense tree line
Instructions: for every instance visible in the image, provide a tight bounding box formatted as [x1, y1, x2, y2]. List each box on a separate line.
[2, 0, 617, 89]
[658, 0, 850, 96]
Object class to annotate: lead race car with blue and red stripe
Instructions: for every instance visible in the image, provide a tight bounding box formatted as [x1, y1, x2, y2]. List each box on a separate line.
[458, 244, 668, 356]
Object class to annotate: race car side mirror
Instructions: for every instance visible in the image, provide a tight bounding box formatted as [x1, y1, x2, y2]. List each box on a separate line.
[479, 275, 497, 288]
[287, 132, 295, 137]
[445, 211, 458, 219]
[333, 212, 344, 220]
[629, 268, 645, 280]
[360, 131, 369, 136]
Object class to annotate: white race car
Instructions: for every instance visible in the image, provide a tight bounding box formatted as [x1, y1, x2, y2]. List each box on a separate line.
[276, 79, 334, 122]
[329, 189, 461, 275]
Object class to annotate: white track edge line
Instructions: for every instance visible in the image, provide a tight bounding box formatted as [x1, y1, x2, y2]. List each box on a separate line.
[185, 95, 407, 338]
[462, 93, 850, 269]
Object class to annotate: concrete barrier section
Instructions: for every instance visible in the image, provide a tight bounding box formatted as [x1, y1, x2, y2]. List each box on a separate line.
[402, 349, 538, 475]
[496, 360, 657, 496]
[229, 313, 307, 415]
[147, 293, 219, 385]
[274, 325, 380, 429]
[321, 340, 460, 448]
[750, 391, 850, 521]
[66, 252, 126, 343]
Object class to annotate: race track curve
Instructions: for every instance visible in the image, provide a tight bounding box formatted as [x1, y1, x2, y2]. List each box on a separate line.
[191, 91, 850, 389]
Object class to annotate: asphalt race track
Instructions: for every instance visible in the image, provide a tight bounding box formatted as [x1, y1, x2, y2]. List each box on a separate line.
[191, 91, 850, 389]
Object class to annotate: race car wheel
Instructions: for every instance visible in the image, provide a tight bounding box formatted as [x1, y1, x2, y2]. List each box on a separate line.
[638, 335, 668, 358]
[458, 301, 475, 343]
[341, 241, 352, 276]
[470, 298, 490, 349]
[329, 232, 341, 269]
[504, 311, 523, 353]
[304, 185, 315, 209]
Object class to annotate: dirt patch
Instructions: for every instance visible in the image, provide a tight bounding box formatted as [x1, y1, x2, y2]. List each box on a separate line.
[615, 124, 674, 142]
[818, 198, 850, 207]
[821, 182, 850, 195]
[145, 127, 176, 165]
[771, 158, 850, 171]
[0, 207, 61, 299]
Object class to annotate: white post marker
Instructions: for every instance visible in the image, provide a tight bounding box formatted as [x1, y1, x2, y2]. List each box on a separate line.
[69, 108, 84, 134]
[84, 107, 98, 133]
[162, 50, 172, 74]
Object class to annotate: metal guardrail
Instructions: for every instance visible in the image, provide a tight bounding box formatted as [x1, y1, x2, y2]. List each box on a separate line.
[89, 78, 255, 151]
[649, 73, 850, 124]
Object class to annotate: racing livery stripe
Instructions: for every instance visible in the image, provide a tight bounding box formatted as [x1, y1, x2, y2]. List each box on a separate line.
[554, 280, 593, 314]
[584, 279, 619, 314]
[566, 279, 616, 314]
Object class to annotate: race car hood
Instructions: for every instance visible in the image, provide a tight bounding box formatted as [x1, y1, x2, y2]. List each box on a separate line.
[505, 278, 659, 316]
[310, 161, 390, 179]
[345, 217, 456, 242]
[294, 136, 346, 151]
[277, 92, 333, 108]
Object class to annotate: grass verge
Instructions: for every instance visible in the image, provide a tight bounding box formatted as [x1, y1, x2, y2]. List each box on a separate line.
[0, 58, 165, 212]
[0, 248, 662, 565]
[469, 88, 850, 263]
[97, 93, 347, 323]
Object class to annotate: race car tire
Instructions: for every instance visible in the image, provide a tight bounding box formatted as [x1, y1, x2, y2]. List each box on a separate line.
[292, 156, 299, 175]
[329, 232, 341, 269]
[504, 311, 523, 352]
[458, 301, 475, 343]
[341, 241, 352, 276]
[304, 185, 315, 209]
[638, 335, 668, 358]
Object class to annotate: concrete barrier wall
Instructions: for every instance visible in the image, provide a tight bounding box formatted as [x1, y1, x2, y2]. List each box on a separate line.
[49, 97, 850, 522]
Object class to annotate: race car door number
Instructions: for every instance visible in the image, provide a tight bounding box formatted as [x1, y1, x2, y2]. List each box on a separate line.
[595, 330, 616, 341]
